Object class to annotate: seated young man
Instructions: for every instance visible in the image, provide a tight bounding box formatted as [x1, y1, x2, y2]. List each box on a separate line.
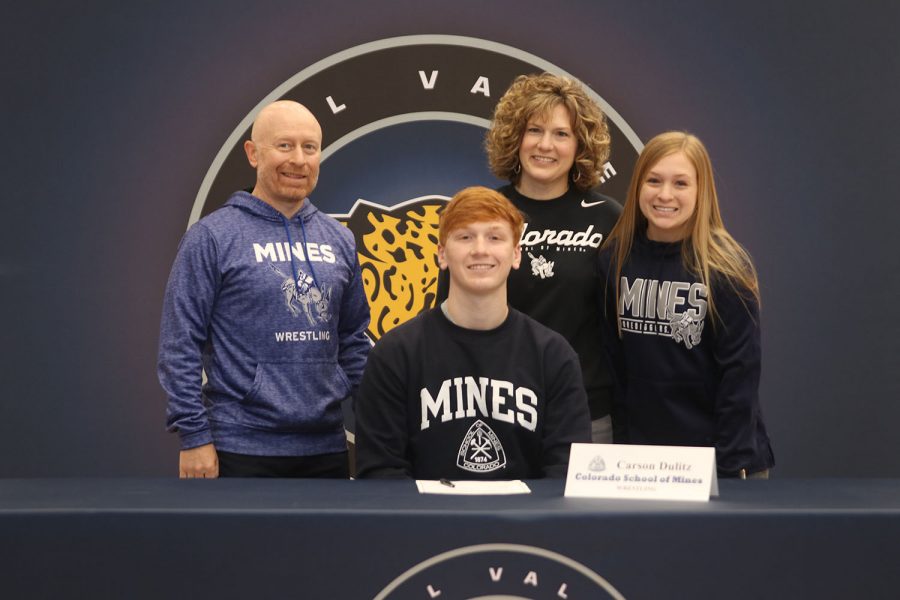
[355, 186, 591, 479]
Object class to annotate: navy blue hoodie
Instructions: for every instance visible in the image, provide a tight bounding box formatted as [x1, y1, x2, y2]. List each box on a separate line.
[598, 232, 774, 477]
[159, 191, 370, 456]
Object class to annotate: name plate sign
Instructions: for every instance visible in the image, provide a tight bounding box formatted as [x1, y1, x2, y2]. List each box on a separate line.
[564, 443, 718, 502]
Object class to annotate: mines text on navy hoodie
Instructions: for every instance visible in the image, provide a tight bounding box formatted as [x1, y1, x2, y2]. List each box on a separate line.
[158, 191, 371, 457]
[598, 232, 774, 477]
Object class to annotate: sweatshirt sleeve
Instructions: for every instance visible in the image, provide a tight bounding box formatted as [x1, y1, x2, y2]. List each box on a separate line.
[158, 224, 219, 450]
[540, 338, 592, 478]
[354, 340, 412, 478]
[596, 252, 629, 443]
[336, 252, 371, 393]
[711, 283, 763, 477]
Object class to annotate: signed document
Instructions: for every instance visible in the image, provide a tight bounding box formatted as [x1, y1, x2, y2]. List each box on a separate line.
[416, 480, 532, 495]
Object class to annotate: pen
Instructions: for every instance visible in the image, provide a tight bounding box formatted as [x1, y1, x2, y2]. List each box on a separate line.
[440, 478, 455, 488]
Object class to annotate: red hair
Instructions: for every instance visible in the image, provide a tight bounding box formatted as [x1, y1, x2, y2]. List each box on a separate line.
[439, 186, 525, 245]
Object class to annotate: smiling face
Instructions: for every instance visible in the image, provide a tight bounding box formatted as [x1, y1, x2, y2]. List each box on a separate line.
[517, 103, 578, 199]
[438, 220, 522, 300]
[244, 101, 322, 216]
[638, 151, 698, 242]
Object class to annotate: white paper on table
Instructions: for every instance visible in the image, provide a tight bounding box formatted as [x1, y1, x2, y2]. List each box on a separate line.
[416, 479, 531, 495]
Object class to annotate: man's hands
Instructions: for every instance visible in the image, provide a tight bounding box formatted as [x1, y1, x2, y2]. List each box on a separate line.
[179, 443, 219, 478]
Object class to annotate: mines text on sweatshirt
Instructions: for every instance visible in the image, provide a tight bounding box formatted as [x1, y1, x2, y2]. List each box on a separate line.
[355, 308, 591, 479]
[598, 232, 774, 477]
[158, 191, 370, 457]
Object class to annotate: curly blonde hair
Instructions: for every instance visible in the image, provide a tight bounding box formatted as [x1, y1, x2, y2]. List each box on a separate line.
[486, 72, 611, 190]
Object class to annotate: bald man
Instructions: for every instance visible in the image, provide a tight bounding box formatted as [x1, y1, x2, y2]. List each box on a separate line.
[159, 101, 370, 478]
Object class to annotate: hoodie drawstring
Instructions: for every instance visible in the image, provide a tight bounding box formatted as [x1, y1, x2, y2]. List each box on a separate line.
[298, 215, 320, 288]
[281, 213, 321, 293]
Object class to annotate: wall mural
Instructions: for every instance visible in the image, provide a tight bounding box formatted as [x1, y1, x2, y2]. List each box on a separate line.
[193, 35, 642, 342]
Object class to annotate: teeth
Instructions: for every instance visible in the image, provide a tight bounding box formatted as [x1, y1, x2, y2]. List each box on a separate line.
[468, 264, 494, 270]
[654, 206, 677, 212]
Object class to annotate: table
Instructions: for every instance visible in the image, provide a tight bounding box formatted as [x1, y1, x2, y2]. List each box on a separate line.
[1, 478, 898, 598]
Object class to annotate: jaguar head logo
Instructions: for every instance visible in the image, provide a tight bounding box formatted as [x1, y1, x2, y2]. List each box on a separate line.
[338, 196, 447, 342]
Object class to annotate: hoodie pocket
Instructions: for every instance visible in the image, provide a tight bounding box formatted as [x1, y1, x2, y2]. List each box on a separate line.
[626, 378, 714, 446]
[239, 360, 350, 432]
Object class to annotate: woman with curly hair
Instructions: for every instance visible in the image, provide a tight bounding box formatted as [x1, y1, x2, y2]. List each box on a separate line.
[598, 131, 774, 477]
[476, 72, 624, 442]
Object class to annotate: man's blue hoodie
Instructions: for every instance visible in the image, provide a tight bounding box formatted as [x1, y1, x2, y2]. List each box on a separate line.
[159, 191, 371, 456]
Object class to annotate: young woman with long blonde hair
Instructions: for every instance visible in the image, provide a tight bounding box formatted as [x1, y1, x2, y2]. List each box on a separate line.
[599, 131, 774, 478]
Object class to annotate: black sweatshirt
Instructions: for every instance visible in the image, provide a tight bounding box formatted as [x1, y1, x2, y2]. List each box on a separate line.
[355, 308, 591, 479]
[598, 233, 774, 477]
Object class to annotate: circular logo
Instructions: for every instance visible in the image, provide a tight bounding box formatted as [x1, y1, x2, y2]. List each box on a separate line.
[374, 543, 626, 599]
[193, 35, 642, 342]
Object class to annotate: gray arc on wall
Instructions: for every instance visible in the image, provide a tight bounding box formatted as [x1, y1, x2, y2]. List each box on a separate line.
[192, 34, 643, 224]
